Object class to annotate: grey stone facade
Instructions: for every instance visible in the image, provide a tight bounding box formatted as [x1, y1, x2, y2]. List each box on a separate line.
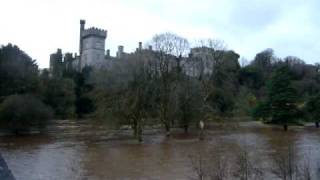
[79, 20, 107, 70]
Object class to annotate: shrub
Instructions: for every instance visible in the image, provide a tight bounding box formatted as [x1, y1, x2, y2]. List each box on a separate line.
[0, 94, 53, 134]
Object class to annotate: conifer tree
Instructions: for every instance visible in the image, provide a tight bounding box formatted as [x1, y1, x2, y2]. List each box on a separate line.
[268, 66, 298, 131]
[306, 93, 320, 128]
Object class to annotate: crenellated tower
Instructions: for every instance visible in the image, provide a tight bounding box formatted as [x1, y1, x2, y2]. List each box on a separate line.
[78, 20, 107, 70]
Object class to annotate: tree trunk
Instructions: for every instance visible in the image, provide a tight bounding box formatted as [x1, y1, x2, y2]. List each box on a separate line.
[184, 124, 189, 134]
[315, 122, 319, 128]
[133, 120, 138, 137]
[165, 124, 171, 137]
[199, 129, 204, 141]
[283, 124, 288, 131]
[199, 120, 205, 140]
[137, 121, 143, 143]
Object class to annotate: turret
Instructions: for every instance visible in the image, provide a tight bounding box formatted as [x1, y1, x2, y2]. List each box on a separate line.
[80, 20, 85, 30]
[79, 20, 86, 55]
[139, 42, 142, 50]
[117, 45, 124, 58]
[106, 49, 110, 58]
[79, 20, 86, 71]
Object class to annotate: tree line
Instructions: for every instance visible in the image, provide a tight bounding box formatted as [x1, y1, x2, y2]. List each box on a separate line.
[0, 32, 320, 138]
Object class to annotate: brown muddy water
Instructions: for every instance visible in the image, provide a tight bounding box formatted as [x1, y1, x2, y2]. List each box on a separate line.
[1, 120, 320, 180]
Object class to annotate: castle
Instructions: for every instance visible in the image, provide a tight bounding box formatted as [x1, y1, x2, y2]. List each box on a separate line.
[49, 19, 137, 76]
[49, 20, 240, 78]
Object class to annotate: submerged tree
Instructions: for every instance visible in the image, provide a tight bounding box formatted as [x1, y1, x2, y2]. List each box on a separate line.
[150, 32, 190, 136]
[120, 55, 156, 142]
[234, 144, 263, 180]
[272, 145, 299, 180]
[175, 76, 202, 133]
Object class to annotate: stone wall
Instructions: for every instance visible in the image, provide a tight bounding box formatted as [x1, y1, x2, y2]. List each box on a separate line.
[81, 34, 106, 69]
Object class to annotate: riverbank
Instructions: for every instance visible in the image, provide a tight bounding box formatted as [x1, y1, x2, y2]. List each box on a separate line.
[0, 119, 318, 139]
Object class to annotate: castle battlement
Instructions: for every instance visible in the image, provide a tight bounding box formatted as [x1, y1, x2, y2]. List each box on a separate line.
[82, 27, 107, 38]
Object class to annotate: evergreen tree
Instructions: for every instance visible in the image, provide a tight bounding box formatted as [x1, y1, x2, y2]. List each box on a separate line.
[268, 66, 299, 131]
[306, 93, 320, 128]
[0, 44, 39, 101]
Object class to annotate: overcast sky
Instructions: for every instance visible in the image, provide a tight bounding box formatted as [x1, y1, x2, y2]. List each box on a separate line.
[1, 0, 320, 68]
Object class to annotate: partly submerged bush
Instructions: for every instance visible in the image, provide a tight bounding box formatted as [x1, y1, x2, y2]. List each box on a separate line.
[0, 94, 53, 134]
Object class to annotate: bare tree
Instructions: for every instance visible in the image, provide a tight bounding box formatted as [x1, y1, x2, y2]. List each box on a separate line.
[149, 32, 190, 136]
[272, 145, 299, 180]
[208, 139, 230, 180]
[209, 148, 230, 180]
[234, 144, 264, 180]
[90, 53, 155, 142]
[299, 157, 312, 180]
[189, 139, 231, 180]
[189, 153, 207, 180]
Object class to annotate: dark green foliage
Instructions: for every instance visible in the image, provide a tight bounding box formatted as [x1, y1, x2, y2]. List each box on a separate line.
[207, 88, 234, 115]
[74, 67, 95, 118]
[0, 94, 53, 134]
[0, 44, 39, 100]
[239, 66, 264, 90]
[204, 50, 240, 118]
[306, 93, 320, 125]
[267, 66, 299, 127]
[123, 68, 156, 141]
[41, 78, 75, 119]
[2, 38, 320, 136]
[251, 65, 301, 129]
[175, 77, 202, 133]
[252, 101, 270, 121]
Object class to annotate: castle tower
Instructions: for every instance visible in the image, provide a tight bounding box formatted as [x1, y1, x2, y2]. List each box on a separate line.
[79, 20, 107, 70]
[49, 49, 63, 78]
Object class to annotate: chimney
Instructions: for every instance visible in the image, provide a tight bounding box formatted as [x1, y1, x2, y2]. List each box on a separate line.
[139, 42, 142, 50]
[117, 45, 124, 58]
[79, 19, 86, 72]
[148, 45, 153, 51]
[80, 20, 86, 31]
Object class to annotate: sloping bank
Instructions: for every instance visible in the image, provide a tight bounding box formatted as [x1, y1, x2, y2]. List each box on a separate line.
[0, 153, 15, 180]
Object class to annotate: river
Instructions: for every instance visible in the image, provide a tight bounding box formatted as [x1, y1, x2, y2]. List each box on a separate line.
[1, 120, 320, 180]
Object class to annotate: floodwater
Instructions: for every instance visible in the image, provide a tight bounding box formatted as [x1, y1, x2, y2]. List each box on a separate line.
[1, 120, 320, 180]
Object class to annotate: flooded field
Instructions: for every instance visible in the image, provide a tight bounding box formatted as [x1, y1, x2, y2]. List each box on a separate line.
[1, 120, 320, 180]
